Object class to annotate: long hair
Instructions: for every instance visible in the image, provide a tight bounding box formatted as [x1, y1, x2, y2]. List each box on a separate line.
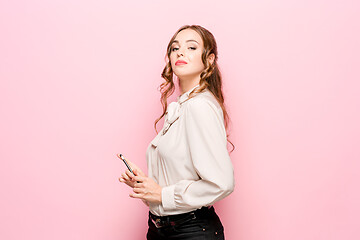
[155, 25, 235, 152]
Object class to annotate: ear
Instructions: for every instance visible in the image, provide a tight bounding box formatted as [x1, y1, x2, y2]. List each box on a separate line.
[208, 53, 215, 65]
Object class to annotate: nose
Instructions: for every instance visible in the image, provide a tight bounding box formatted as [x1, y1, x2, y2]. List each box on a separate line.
[177, 49, 184, 57]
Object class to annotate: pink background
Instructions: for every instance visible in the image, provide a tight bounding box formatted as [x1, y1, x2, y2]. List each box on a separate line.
[1, 0, 359, 239]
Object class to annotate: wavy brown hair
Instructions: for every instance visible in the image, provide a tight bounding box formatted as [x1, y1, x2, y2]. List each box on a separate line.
[155, 25, 235, 152]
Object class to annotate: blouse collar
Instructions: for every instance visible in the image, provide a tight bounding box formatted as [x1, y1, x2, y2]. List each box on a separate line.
[177, 84, 200, 104]
[150, 84, 201, 147]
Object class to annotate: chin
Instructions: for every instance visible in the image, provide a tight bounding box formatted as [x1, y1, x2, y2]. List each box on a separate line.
[176, 71, 201, 77]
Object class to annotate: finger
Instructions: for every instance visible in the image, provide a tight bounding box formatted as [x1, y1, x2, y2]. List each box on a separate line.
[118, 177, 126, 183]
[129, 192, 143, 199]
[121, 172, 131, 181]
[119, 176, 133, 186]
[132, 175, 144, 182]
[133, 168, 146, 177]
[119, 176, 131, 183]
[133, 187, 143, 194]
[134, 182, 144, 188]
[125, 169, 135, 180]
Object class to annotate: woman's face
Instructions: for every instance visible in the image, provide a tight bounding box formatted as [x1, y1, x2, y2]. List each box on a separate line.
[169, 29, 205, 80]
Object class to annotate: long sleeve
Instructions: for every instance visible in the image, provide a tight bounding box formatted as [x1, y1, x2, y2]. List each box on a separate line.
[161, 97, 235, 211]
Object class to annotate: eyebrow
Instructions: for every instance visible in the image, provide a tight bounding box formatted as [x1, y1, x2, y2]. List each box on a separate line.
[171, 39, 199, 45]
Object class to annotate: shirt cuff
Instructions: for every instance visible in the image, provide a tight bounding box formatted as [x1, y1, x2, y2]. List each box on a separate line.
[161, 185, 176, 210]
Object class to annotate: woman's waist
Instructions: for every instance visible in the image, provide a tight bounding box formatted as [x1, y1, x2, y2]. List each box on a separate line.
[149, 205, 213, 217]
[149, 205, 214, 219]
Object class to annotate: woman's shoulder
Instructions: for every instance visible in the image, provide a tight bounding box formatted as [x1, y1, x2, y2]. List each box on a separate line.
[187, 88, 221, 109]
[184, 89, 223, 118]
[182, 88, 225, 127]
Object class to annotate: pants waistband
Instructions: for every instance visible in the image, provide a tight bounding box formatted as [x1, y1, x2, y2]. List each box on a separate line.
[149, 206, 214, 229]
[149, 206, 213, 222]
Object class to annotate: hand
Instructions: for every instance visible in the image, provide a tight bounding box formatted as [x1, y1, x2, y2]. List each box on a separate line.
[118, 158, 146, 188]
[129, 169, 162, 205]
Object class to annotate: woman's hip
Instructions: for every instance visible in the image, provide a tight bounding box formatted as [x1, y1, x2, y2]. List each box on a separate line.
[147, 206, 225, 240]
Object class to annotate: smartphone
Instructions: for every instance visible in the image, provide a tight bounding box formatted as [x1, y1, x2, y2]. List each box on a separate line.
[118, 154, 134, 174]
[117, 154, 140, 183]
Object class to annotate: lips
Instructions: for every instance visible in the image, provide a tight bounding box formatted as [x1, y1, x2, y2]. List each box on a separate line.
[175, 60, 187, 66]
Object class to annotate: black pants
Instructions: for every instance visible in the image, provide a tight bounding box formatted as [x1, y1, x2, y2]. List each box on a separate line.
[146, 206, 225, 240]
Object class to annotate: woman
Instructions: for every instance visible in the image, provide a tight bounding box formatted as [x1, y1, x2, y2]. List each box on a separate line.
[118, 24, 235, 240]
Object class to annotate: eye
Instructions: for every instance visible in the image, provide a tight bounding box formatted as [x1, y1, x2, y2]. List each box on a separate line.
[171, 46, 196, 52]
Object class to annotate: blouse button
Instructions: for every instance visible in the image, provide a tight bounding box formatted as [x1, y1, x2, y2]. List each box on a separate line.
[215, 231, 218, 235]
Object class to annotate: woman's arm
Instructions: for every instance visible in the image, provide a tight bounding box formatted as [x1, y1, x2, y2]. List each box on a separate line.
[161, 97, 235, 211]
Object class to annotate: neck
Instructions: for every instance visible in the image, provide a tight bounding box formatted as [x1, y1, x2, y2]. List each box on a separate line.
[179, 76, 200, 94]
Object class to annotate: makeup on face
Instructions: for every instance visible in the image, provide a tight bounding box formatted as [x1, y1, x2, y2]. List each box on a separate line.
[169, 29, 205, 81]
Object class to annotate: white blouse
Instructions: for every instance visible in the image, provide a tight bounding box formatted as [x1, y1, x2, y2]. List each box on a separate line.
[146, 85, 235, 216]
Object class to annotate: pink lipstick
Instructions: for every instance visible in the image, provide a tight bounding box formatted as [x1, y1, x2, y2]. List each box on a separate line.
[175, 60, 187, 66]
